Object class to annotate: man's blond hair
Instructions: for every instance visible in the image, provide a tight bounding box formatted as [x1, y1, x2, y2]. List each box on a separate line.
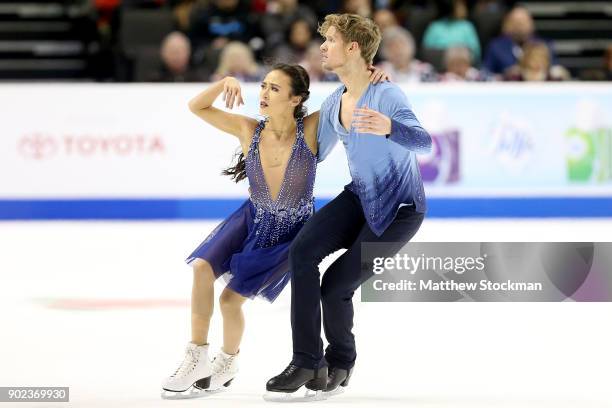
[318, 14, 382, 65]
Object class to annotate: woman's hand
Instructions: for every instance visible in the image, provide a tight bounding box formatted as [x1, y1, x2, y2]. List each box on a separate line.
[368, 65, 392, 84]
[222, 77, 245, 109]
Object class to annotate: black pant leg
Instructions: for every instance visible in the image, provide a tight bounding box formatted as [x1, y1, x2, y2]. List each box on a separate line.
[290, 190, 365, 369]
[321, 205, 425, 369]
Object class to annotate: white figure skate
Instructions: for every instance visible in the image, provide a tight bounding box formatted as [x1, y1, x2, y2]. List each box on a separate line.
[207, 349, 239, 393]
[161, 342, 213, 399]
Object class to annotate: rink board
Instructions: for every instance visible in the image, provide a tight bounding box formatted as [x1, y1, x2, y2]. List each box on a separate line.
[1, 83, 611, 219]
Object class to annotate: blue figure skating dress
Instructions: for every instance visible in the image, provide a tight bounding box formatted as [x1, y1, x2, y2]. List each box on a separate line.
[186, 117, 316, 302]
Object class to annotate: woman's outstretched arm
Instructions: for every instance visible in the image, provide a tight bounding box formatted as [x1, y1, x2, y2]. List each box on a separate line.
[188, 77, 258, 141]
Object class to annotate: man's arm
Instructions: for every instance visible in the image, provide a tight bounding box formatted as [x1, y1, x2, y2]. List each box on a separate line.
[352, 86, 432, 154]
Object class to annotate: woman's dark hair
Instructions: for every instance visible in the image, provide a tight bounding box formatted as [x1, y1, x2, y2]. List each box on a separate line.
[222, 63, 311, 183]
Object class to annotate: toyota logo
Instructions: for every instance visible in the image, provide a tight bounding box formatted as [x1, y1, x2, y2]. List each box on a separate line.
[18, 133, 58, 160]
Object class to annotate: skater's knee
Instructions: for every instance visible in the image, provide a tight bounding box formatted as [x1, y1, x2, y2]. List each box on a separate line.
[192, 258, 215, 281]
[219, 289, 246, 314]
[320, 285, 335, 302]
[321, 284, 353, 303]
[192, 258, 211, 272]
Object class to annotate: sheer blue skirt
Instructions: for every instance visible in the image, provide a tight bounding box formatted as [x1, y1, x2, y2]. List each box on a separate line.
[185, 199, 305, 302]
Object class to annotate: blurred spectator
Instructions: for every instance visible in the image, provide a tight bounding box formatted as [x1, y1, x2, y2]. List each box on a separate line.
[392, 0, 437, 48]
[473, 0, 507, 14]
[211, 41, 263, 81]
[471, 0, 507, 54]
[122, 0, 165, 6]
[300, 41, 338, 82]
[272, 18, 315, 64]
[250, 0, 267, 13]
[578, 44, 612, 81]
[188, 0, 260, 76]
[260, 0, 317, 57]
[172, 0, 196, 32]
[422, 0, 481, 62]
[95, 0, 120, 38]
[149, 31, 203, 82]
[439, 46, 496, 81]
[504, 42, 569, 81]
[343, 0, 372, 18]
[373, 8, 399, 32]
[483, 6, 555, 75]
[379, 26, 436, 82]
[309, 0, 343, 20]
[189, 0, 256, 51]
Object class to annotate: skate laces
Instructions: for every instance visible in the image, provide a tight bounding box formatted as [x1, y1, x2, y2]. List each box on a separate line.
[171, 347, 199, 378]
[279, 364, 297, 377]
[212, 353, 235, 375]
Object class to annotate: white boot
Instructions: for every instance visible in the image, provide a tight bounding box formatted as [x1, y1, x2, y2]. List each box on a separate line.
[209, 349, 239, 391]
[161, 343, 213, 399]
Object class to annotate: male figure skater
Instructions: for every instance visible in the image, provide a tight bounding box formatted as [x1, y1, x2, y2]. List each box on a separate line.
[265, 13, 432, 400]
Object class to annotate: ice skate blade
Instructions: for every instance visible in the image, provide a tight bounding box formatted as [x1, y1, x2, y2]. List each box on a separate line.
[323, 385, 345, 398]
[161, 387, 211, 400]
[263, 388, 327, 403]
[205, 388, 226, 394]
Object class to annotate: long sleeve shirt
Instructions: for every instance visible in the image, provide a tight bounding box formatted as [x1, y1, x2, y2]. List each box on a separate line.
[316, 82, 432, 236]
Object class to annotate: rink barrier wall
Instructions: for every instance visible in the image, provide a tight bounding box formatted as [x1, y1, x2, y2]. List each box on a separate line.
[1, 197, 611, 220]
[2, 83, 612, 219]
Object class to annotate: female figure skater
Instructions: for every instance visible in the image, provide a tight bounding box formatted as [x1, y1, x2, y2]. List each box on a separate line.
[161, 63, 388, 399]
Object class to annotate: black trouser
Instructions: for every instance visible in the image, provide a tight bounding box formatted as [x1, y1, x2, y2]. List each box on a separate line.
[289, 188, 424, 370]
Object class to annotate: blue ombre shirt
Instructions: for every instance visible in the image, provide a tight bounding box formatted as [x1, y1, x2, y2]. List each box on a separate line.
[316, 82, 432, 236]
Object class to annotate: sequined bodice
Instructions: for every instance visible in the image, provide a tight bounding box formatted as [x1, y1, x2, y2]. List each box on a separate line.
[245, 117, 317, 247]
